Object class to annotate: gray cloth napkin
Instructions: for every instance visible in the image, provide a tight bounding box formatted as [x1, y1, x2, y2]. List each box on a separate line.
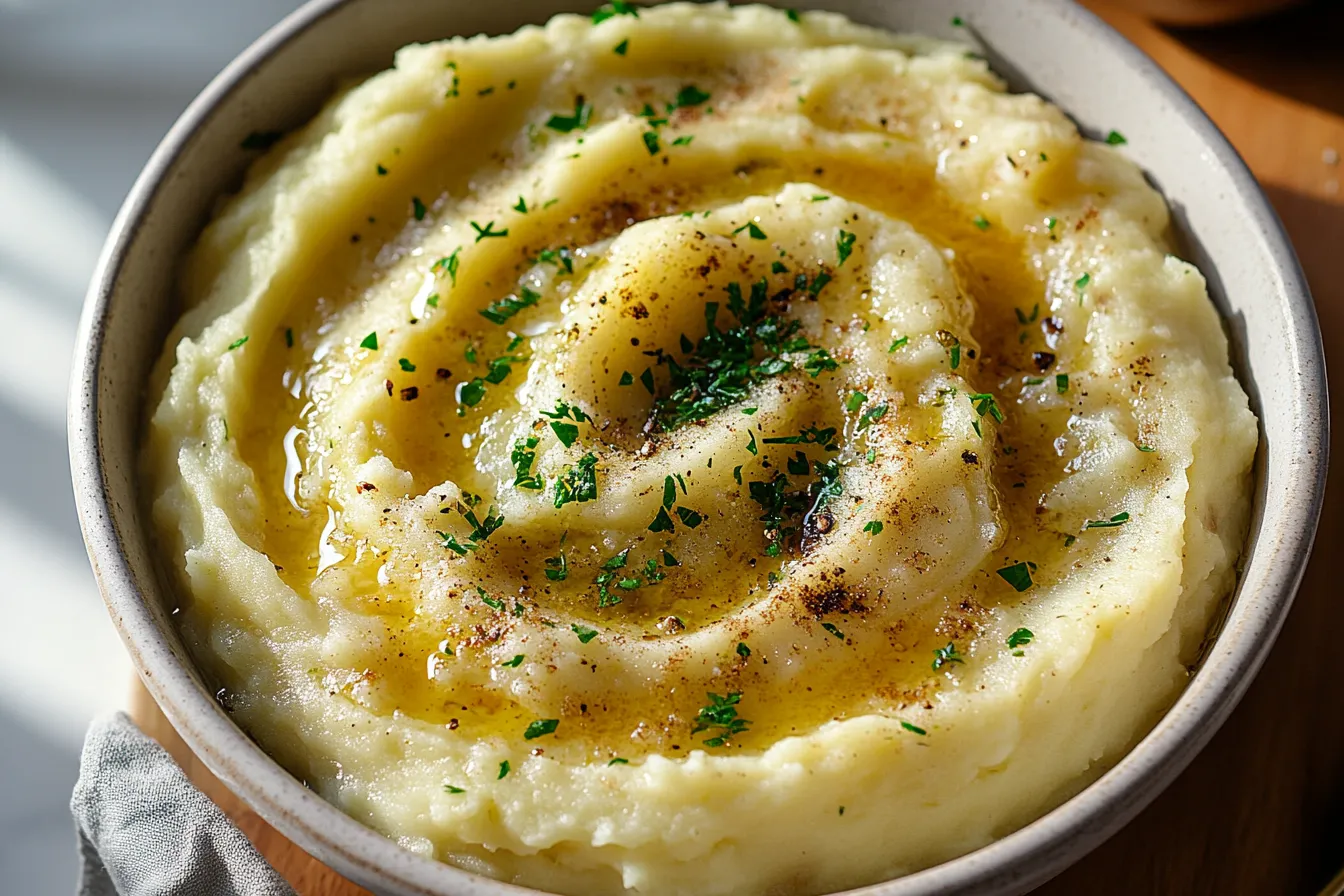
[71, 712, 296, 896]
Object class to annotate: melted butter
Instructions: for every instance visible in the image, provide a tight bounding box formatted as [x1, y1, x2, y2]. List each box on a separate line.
[230, 131, 1104, 754]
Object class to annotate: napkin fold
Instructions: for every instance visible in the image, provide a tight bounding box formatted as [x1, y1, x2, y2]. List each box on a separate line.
[71, 712, 295, 896]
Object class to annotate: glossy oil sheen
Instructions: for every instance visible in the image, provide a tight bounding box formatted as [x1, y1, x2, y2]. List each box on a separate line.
[68, 1, 1327, 895]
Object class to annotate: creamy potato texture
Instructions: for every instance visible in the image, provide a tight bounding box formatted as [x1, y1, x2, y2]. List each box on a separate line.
[144, 4, 1258, 894]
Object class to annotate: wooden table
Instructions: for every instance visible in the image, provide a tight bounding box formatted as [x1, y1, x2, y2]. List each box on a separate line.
[129, 2, 1344, 893]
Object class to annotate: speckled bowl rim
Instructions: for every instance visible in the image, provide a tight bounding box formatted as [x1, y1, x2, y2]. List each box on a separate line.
[69, 1, 1328, 894]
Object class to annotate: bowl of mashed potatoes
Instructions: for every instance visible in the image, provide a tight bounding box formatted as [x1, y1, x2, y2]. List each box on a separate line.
[70, 2, 1326, 895]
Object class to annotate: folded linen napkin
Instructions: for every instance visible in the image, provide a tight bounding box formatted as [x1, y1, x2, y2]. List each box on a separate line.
[71, 712, 295, 896]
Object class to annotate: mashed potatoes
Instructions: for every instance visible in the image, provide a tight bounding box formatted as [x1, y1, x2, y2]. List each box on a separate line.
[143, 4, 1257, 894]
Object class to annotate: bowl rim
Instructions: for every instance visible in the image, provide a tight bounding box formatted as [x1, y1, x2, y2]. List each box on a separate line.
[68, 1, 1328, 894]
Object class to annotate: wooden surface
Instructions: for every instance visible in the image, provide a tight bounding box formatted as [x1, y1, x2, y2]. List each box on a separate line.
[128, 3, 1344, 893]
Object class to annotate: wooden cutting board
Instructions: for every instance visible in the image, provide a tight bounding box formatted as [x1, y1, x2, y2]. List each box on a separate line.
[129, 2, 1344, 893]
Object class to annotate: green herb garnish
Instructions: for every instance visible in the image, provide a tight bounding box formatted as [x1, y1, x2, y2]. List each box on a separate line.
[931, 642, 964, 671]
[1084, 511, 1130, 529]
[997, 561, 1035, 592]
[1007, 628, 1034, 649]
[692, 692, 751, 747]
[524, 718, 559, 740]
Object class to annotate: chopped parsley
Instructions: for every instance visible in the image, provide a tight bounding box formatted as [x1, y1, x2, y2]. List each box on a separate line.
[398, 358, 416, 372]
[821, 622, 845, 640]
[284, 328, 294, 348]
[857, 404, 888, 431]
[966, 392, 1004, 437]
[802, 348, 839, 377]
[412, 197, 427, 221]
[1138, 443, 1156, 453]
[471, 220, 509, 242]
[951, 15, 965, 26]
[1105, 130, 1128, 145]
[619, 371, 634, 386]
[675, 506, 704, 528]
[863, 520, 884, 535]
[359, 332, 378, 351]
[551, 421, 580, 447]
[639, 367, 655, 394]
[771, 260, 788, 274]
[1084, 511, 1131, 529]
[554, 454, 598, 508]
[613, 38, 629, 55]
[523, 719, 559, 740]
[931, 642, 964, 671]
[972, 214, 990, 231]
[443, 784, 466, 794]
[500, 654, 525, 668]
[692, 692, 751, 747]
[996, 561, 1035, 592]
[513, 196, 528, 213]
[675, 84, 711, 108]
[900, 720, 927, 736]
[845, 391, 867, 413]
[497, 760, 510, 779]
[546, 96, 593, 133]
[510, 436, 544, 490]
[1006, 627, 1034, 649]
[889, 335, 909, 352]
[733, 221, 767, 240]
[431, 248, 461, 286]
[786, 8, 801, 23]
[572, 624, 598, 644]
[480, 286, 540, 324]
[1056, 373, 1070, 394]
[536, 246, 574, 274]
[226, 336, 249, 351]
[1045, 216, 1058, 232]
[737, 642, 751, 658]
[544, 549, 569, 581]
[837, 229, 856, 265]
[591, 0, 638, 24]
[642, 130, 660, 155]
[608, 757, 629, 765]
[1074, 272, 1091, 298]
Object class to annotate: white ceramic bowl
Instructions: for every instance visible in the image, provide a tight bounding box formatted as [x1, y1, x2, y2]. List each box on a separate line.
[68, 1, 1328, 894]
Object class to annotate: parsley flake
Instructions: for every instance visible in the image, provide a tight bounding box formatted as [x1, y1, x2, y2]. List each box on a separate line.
[471, 220, 509, 242]
[693, 692, 751, 747]
[480, 286, 540, 324]
[837, 229, 857, 265]
[996, 561, 1035, 592]
[497, 760, 510, 779]
[1105, 130, 1128, 145]
[546, 96, 593, 134]
[863, 520, 884, 535]
[359, 332, 378, 351]
[226, 336, 249, 351]
[524, 718, 559, 740]
[1007, 628, 1034, 649]
[412, 197, 427, 221]
[572, 624, 598, 644]
[931, 642, 964, 671]
[1084, 511, 1131, 529]
[613, 38, 629, 55]
[900, 720, 927, 735]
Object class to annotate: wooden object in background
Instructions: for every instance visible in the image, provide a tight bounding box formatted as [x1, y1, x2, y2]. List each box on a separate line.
[129, 2, 1344, 893]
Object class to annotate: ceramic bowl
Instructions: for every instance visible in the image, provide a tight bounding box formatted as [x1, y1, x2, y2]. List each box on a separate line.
[68, 1, 1328, 893]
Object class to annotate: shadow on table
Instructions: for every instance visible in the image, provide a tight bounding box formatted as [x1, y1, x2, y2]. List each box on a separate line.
[1162, 0, 1344, 120]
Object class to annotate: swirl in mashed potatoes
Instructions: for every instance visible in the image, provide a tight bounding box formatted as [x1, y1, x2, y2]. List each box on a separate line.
[143, 4, 1257, 894]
